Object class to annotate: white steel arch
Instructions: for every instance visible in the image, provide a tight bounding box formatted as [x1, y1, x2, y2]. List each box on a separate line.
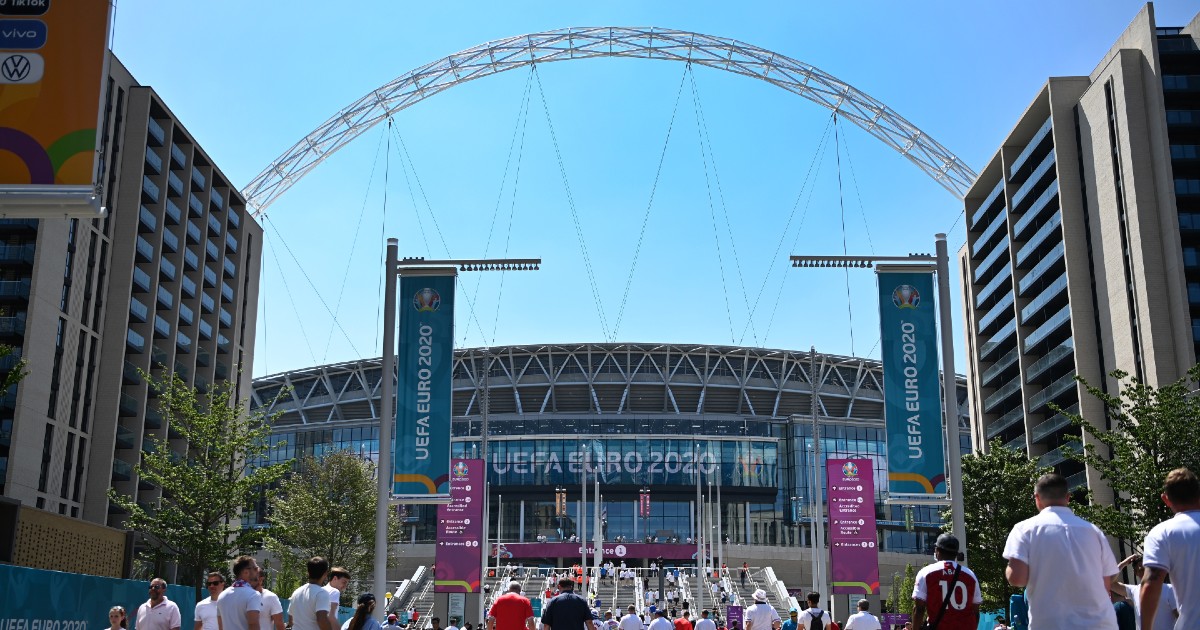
[242, 27, 977, 215]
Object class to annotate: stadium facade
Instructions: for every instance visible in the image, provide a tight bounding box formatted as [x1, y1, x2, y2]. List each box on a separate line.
[251, 342, 971, 594]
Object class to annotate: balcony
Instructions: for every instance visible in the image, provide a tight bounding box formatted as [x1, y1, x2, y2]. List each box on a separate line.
[170, 143, 186, 169]
[1031, 403, 1081, 443]
[115, 424, 136, 450]
[220, 282, 234, 303]
[112, 457, 133, 482]
[983, 374, 1023, 414]
[129, 296, 148, 322]
[1067, 470, 1088, 489]
[987, 405, 1026, 440]
[0, 314, 25, 339]
[188, 193, 203, 217]
[144, 407, 162, 429]
[153, 314, 171, 339]
[1018, 242, 1065, 296]
[165, 198, 182, 224]
[980, 318, 1017, 361]
[119, 392, 140, 417]
[1012, 181, 1060, 242]
[0, 219, 37, 232]
[981, 346, 1019, 388]
[181, 276, 196, 297]
[197, 348, 211, 367]
[184, 248, 199, 271]
[975, 264, 1012, 310]
[225, 232, 238, 253]
[186, 220, 201, 243]
[1024, 304, 1071, 350]
[219, 307, 232, 328]
[199, 319, 212, 339]
[123, 360, 142, 385]
[144, 149, 163, 174]
[151, 345, 168, 367]
[1029, 369, 1077, 413]
[970, 179, 1006, 230]
[0, 279, 30, 301]
[126, 329, 146, 353]
[159, 258, 176, 281]
[0, 243, 34, 266]
[156, 286, 173, 310]
[167, 171, 184, 197]
[141, 176, 159, 203]
[973, 236, 1011, 284]
[978, 292, 1015, 336]
[147, 118, 165, 146]
[135, 235, 154, 262]
[1003, 435, 1027, 451]
[176, 331, 192, 353]
[1025, 340, 1074, 385]
[179, 303, 194, 325]
[217, 333, 230, 353]
[132, 267, 151, 293]
[1016, 211, 1062, 267]
[210, 191, 224, 210]
[205, 239, 219, 261]
[201, 293, 215, 313]
[972, 210, 1008, 257]
[1020, 273, 1068, 325]
[228, 208, 241, 230]
[1008, 117, 1053, 180]
[191, 166, 206, 191]
[1039, 440, 1083, 468]
[207, 213, 222, 236]
[215, 362, 229, 380]
[1010, 151, 1056, 212]
[203, 266, 217, 287]
[162, 229, 179, 253]
[223, 258, 236, 279]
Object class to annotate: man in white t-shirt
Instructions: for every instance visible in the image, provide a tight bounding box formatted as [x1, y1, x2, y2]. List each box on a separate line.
[843, 600, 880, 630]
[1108, 553, 1177, 630]
[620, 606, 644, 630]
[648, 610, 672, 630]
[324, 567, 351, 626]
[447, 616, 461, 630]
[1003, 473, 1118, 629]
[744, 590, 782, 630]
[195, 572, 224, 630]
[289, 557, 334, 630]
[694, 610, 716, 630]
[217, 556, 263, 630]
[136, 578, 182, 630]
[253, 570, 286, 630]
[793, 593, 829, 630]
[1140, 467, 1200, 630]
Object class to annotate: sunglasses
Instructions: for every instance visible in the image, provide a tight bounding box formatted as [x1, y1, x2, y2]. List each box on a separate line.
[207, 581, 224, 586]
[149, 585, 165, 590]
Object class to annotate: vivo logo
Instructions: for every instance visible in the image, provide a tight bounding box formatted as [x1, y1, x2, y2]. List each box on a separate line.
[0, 19, 44, 48]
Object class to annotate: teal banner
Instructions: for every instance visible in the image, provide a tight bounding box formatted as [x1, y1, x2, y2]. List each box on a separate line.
[877, 268, 946, 497]
[0, 563, 195, 629]
[394, 270, 456, 501]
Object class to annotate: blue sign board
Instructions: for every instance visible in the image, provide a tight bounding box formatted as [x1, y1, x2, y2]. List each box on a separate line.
[877, 268, 946, 497]
[0, 19, 47, 48]
[394, 270, 455, 501]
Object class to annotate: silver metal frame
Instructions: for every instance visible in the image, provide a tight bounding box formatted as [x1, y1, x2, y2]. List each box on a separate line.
[241, 27, 977, 214]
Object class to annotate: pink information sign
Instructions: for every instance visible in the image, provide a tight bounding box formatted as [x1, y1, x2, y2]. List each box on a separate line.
[826, 458, 879, 594]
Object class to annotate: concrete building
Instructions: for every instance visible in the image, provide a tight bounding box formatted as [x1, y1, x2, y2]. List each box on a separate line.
[0, 55, 262, 527]
[960, 5, 1200, 498]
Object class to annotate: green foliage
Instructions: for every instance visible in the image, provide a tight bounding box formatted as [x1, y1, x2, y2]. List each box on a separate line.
[108, 372, 289, 599]
[264, 449, 400, 606]
[952, 439, 1048, 612]
[886, 563, 916, 614]
[0, 342, 28, 393]
[1060, 367, 1200, 547]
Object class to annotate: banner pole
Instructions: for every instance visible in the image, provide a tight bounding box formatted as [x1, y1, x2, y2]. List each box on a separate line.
[375, 238, 398, 618]
[935, 234, 967, 558]
[810, 347, 827, 597]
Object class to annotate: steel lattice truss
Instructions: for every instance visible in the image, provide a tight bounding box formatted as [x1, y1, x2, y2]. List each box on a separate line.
[252, 342, 969, 430]
[242, 27, 977, 214]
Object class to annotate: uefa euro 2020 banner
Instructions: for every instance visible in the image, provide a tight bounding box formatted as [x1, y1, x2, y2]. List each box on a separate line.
[0, 0, 111, 188]
[394, 270, 455, 502]
[877, 268, 946, 498]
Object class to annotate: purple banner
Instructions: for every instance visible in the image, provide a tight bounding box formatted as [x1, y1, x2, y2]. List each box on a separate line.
[878, 613, 909, 630]
[492, 542, 699, 561]
[435, 459, 483, 592]
[827, 458, 879, 595]
[726, 605, 742, 630]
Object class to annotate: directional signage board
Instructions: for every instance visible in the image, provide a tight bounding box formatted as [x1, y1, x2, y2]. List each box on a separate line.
[826, 458, 879, 595]
[434, 458, 483, 593]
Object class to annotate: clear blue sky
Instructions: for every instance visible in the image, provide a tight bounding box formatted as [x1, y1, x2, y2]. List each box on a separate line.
[112, 0, 1197, 378]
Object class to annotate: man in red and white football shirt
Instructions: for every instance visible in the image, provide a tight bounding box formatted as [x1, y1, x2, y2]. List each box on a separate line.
[911, 534, 981, 630]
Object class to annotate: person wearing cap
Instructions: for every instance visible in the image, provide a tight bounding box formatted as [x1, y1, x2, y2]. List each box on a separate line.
[744, 589, 781, 630]
[842, 600, 879, 630]
[781, 610, 798, 630]
[342, 594, 382, 630]
[543, 577, 592, 630]
[489, 582, 536, 630]
[694, 610, 716, 630]
[1003, 473, 1118, 629]
[384, 615, 402, 630]
[912, 534, 981, 630]
[795, 593, 830, 630]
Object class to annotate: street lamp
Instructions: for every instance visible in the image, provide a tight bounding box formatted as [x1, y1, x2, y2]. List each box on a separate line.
[789, 233, 966, 560]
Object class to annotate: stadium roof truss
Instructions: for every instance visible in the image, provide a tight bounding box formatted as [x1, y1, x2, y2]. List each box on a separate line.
[251, 343, 969, 431]
[241, 27, 977, 214]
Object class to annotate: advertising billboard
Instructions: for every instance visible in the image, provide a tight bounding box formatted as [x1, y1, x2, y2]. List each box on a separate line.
[0, 0, 111, 216]
[394, 269, 455, 502]
[435, 459, 483, 593]
[876, 267, 947, 499]
[826, 458, 879, 595]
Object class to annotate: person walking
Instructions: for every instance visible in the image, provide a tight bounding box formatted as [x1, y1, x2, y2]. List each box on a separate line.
[619, 605, 643, 630]
[743, 590, 781, 630]
[342, 594, 382, 630]
[489, 582, 536, 630]
[254, 570, 285, 630]
[843, 600, 880, 630]
[195, 572, 224, 630]
[325, 568, 351, 626]
[543, 577, 593, 630]
[794, 593, 829, 630]
[739, 565, 748, 589]
[694, 611, 715, 630]
[288, 557, 334, 630]
[217, 555, 263, 630]
[137, 578, 181, 630]
[1003, 473, 1118, 629]
[1140, 467, 1200, 630]
[911, 534, 981, 630]
[673, 611, 691, 630]
[108, 606, 128, 630]
[648, 611, 672, 630]
[781, 610, 797, 630]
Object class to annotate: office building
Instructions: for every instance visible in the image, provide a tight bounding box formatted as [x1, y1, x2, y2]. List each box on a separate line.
[960, 5, 1200, 500]
[0, 55, 262, 527]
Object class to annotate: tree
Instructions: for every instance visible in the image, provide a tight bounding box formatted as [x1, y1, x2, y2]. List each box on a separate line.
[1060, 367, 1200, 547]
[951, 439, 1048, 612]
[886, 563, 917, 614]
[108, 372, 289, 598]
[264, 449, 400, 605]
[0, 343, 28, 393]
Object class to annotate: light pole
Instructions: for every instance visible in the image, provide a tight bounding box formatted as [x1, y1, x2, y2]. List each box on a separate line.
[377, 249, 540, 620]
[789, 233, 966, 558]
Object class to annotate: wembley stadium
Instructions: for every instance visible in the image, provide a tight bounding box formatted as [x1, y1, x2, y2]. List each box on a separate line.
[250, 342, 971, 613]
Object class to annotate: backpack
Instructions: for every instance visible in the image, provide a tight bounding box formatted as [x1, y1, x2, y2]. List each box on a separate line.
[805, 608, 824, 630]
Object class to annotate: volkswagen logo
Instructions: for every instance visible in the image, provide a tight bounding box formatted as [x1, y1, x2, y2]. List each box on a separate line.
[1, 54, 29, 81]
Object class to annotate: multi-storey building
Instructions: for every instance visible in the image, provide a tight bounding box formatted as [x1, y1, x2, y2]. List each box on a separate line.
[0, 55, 262, 527]
[960, 5, 1200, 501]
